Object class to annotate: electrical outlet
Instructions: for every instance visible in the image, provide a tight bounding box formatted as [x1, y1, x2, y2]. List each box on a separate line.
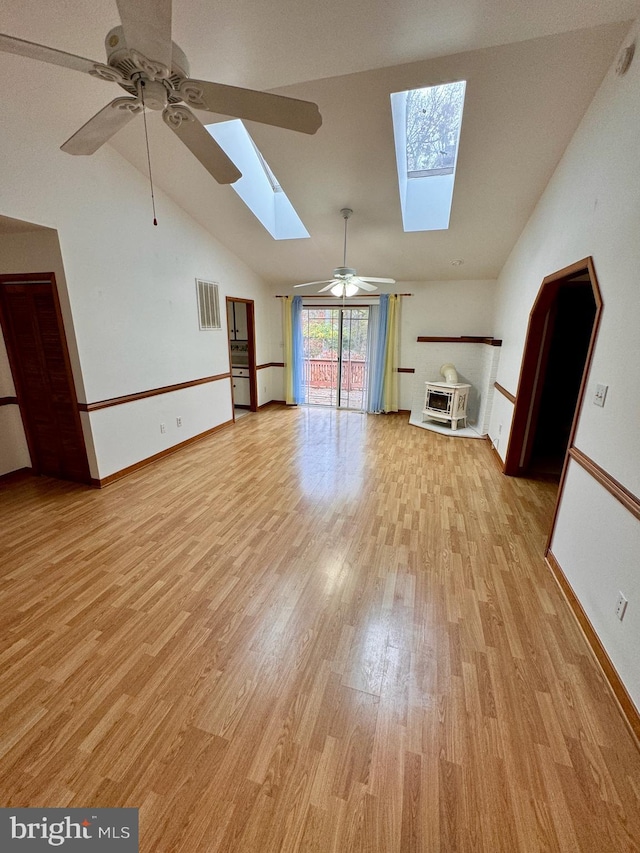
[160, 423, 166, 434]
[615, 591, 628, 621]
[176, 417, 182, 427]
[498, 423, 502, 435]
[594, 383, 608, 407]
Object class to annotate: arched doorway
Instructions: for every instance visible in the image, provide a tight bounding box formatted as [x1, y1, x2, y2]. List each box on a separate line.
[504, 258, 602, 479]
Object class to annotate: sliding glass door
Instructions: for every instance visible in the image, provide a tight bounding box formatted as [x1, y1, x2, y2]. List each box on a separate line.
[301, 307, 369, 409]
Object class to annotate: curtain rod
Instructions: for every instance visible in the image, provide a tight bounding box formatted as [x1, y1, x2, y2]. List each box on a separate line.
[275, 293, 412, 298]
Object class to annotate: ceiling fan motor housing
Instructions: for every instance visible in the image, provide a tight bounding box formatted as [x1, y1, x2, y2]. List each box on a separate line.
[104, 26, 189, 104]
[334, 267, 357, 278]
[0, 8, 322, 185]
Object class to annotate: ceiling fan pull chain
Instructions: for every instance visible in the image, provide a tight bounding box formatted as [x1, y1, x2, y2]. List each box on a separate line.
[140, 79, 158, 226]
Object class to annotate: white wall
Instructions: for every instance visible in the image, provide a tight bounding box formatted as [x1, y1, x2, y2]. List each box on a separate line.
[0, 54, 276, 480]
[396, 279, 497, 411]
[0, 406, 31, 474]
[552, 462, 640, 706]
[0, 319, 25, 475]
[268, 279, 497, 411]
[488, 22, 640, 710]
[257, 366, 284, 406]
[88, 380, 233, 478]
[487, 388, 514, 459]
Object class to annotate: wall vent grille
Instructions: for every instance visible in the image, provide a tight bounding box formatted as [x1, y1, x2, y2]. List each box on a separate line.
[196, 279, 221, 330]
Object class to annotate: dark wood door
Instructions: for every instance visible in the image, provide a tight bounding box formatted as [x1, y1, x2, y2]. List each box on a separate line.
[0, 275, 91, 484]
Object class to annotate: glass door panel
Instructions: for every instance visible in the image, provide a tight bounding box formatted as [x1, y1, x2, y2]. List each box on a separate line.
[302, 308, 340, 406]
[302, 306, 369, 410]
[339, 307, 369, 410]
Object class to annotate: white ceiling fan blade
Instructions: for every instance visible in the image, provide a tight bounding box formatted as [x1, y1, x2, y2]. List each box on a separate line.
[61, 98, 143, 155]
[351, 279, 378, 292]
[163, 106, 241, 184]
[317, 281, 341, 293]
[116, 0, 173, 72]
[293, 280, 334, 288]
[0, 33, 100, 75]
[357, 276, 396, 284]
[179, 79, 322, 135]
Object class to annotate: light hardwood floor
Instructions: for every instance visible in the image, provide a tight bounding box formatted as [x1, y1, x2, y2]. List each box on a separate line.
[1, 407, 638, 852]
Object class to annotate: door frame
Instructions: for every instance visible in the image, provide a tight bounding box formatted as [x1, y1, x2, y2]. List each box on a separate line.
[226, 296, 257, 412]
[504, 258, 602, 478]
[301, 303, 371, 410]
[0, 271, 90, 482]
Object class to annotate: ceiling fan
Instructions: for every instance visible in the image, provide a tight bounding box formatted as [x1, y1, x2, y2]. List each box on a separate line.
[294, 208, 395, 297]
[0, 0, 322, 185]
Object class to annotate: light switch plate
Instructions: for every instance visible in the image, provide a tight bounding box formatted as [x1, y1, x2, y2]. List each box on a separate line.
[594, 383, 608, 407]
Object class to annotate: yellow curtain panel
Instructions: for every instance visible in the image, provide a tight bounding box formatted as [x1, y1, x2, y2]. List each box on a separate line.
[382, 294, 399, 412]
[282, 296, 294, 404]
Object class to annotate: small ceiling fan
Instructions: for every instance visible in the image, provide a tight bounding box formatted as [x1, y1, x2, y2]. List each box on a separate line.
[294, 208, 395, 297]
[0, 0, 322, 185]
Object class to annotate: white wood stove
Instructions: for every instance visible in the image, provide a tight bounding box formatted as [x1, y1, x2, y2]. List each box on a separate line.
[422, 381, 471, 430]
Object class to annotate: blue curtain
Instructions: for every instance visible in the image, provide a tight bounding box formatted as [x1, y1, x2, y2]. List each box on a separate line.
[291, 295, 304, 404]
[367, 294, 389, 413]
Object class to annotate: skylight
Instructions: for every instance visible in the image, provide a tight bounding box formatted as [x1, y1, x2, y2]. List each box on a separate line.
[205, 120, 309, 240]
[390, 81, 466, 232]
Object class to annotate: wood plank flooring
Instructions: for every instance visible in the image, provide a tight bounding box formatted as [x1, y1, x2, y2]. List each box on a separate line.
[1, 406, 639, 852]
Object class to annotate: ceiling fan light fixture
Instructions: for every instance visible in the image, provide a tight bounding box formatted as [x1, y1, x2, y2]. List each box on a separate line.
[330, 281, 359, 298]
[293, 208, 395, 293]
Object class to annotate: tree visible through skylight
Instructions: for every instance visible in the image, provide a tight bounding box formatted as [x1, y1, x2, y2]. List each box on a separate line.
[405, 82, 465, 176]
[390, 80, 466, 231]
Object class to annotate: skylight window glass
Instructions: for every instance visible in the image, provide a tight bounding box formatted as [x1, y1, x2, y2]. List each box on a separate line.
[206, 120, 308, 240]
[391, 81, 466, 231]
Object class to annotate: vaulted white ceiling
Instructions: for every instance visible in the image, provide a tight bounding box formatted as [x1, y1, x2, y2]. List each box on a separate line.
[2, 0, 637, 285]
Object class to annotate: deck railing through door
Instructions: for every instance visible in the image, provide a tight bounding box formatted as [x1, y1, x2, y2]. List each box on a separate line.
[304, 358, 366, 390]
